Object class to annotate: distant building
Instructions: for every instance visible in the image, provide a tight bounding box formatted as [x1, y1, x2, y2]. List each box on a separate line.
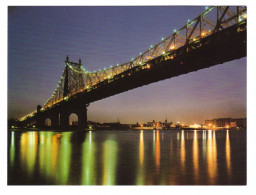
[205, 117, 246, 128]
[213, 118, 231, 127]
[231, 118, 246, 128]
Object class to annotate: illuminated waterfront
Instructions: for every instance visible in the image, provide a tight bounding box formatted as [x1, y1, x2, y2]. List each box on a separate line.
[8, 129, 246, 185]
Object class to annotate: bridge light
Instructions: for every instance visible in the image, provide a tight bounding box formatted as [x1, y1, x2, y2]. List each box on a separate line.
[146, 64, 151, 69]
[187, 19, 190, 23]
[131, 58, 134, 61]
[162, 51, 166, 54]
[201, 32, 205, 37]
[205, 6, 208, 10]
[161, 37, 165, 41]
[170, 45, 175, 50]
[150, 45, 153, 48]
[140, 52, 142, 55]
[170, 55, 174, 60]
[173, 29, 177, 33]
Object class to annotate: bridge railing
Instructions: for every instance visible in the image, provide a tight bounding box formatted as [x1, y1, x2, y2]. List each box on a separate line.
[19, 6, 247, 121]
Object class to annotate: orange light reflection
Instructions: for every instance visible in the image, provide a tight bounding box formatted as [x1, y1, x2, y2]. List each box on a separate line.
[193, 130, 199, 182]
[207, 130, 217, 184]
[155, 130, 160, 170]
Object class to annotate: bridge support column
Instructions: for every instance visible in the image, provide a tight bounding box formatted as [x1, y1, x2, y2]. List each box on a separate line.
[51, 112, 59, 128]
[78, 104, 89, 130]
[60, 112, 69, 129]
[36, 105, 44, 128]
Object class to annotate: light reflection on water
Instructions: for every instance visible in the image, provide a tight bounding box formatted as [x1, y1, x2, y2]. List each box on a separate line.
[136, 130, 145, 185]
[8, 129, 246, 185]
[226, 130, 232, 180]
[193, 130, 199, 182]
[102, 136, 118, 185]
[207, 130, 218, 184]
[82, 131, 96, 185]
[9, 132, 15, 168]
[180, 130, 186, 173]
[20, 131, 38, 178]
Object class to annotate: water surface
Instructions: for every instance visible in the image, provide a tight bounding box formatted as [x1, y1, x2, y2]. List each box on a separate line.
[8, 129, 246, 185]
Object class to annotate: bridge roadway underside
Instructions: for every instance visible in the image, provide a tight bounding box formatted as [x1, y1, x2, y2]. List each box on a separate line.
[27, 23, 246, 129]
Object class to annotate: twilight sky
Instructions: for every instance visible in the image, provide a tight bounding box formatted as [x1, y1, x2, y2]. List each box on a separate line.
[8, 6, 246, 124]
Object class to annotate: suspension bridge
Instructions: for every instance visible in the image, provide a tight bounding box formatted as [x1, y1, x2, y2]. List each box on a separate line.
[19, 6, 247, 129]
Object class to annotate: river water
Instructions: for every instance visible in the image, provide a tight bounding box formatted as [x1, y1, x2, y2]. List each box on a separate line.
[7, 129, 246, 185]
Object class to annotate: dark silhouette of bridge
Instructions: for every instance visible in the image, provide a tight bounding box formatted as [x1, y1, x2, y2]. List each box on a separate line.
[19, 6, 247, 129]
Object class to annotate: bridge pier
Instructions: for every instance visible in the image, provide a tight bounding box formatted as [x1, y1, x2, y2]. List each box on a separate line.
[78, 104, 88, 129]
[60, 112, 69, 129]
[51, 112, 59, 128]
[36, 105, 44, 128]
[59, 103, 89, 130]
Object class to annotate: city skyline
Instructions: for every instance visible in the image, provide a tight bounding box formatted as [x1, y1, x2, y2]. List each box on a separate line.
[8, 6, 246, 124]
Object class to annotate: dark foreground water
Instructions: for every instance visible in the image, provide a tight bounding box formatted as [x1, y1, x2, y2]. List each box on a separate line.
[8, 129, 246, 185]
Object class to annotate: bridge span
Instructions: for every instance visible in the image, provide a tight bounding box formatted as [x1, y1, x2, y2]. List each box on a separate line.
[19, 6, 247, 129]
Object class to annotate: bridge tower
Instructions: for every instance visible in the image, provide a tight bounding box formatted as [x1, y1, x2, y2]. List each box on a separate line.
[36, 105, 44, 127]
[63, 55, 69, 98]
